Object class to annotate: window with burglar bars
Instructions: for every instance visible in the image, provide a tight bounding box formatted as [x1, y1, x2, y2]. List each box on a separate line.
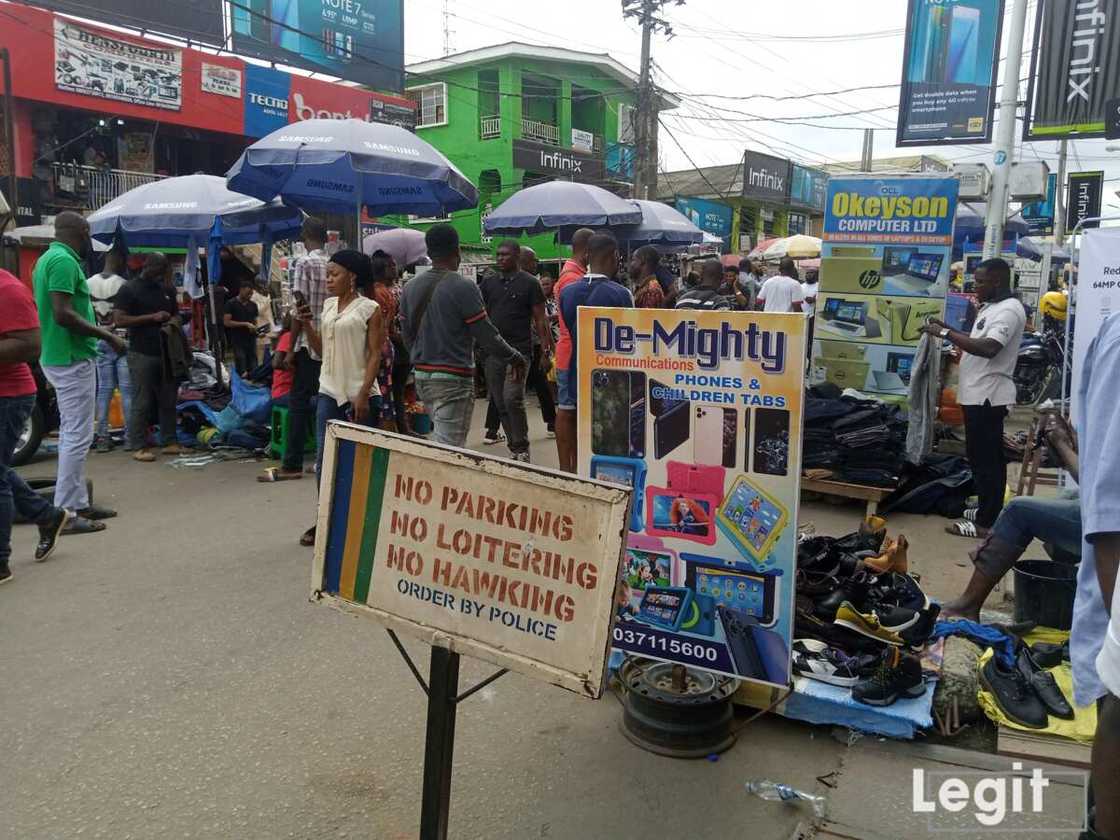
[406, 83, 448, 128]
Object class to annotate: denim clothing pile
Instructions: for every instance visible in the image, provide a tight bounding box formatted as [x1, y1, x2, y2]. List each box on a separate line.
[803, 390, 908, 488]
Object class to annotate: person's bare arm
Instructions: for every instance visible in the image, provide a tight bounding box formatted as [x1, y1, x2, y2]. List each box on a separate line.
[921, 319, 1004, 358]
[1044, 414, 1079, 482]
[115, 308, 170, 328]
[0, 329, 41, 364]
[789, 302, 803, 313]
[222, 312, 255, 330]
[1094, 534, 1120, 617]
[533, 302, 553, 357]
[352, 309, 385, 424]
[54, 292, 125, 351]
[297, 304, 323, 356]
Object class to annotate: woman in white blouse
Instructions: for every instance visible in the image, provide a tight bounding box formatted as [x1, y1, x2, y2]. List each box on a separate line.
[295, 248, 385, 488]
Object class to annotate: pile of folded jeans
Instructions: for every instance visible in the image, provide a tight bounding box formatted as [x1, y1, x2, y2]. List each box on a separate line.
[803, 391, 908, 488]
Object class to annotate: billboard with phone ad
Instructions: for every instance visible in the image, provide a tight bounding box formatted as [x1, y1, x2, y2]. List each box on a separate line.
[897, 0, 1005, 146]
[577, 308, 806, 690]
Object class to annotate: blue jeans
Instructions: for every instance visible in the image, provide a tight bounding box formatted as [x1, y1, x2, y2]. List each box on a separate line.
[414, 374, 475, 448]
[972, 495, 1082, 579]
[315, 393, 382, 490]
[1, 395, 56, 571]
[95, 339, 131, 440]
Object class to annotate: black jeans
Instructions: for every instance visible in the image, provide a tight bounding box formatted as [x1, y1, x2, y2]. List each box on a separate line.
[232, 340, 257, 375]
[1, 395, 55, 571]
[282, 349, 322, 472]
[127, 351, 178, 449]
[963, 402, 1008, 529]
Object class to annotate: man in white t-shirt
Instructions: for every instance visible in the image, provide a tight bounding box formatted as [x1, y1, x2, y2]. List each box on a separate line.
[757, 258, 805, 314]
[86, 250, 130, 451]
[921, 258, 1025, 539]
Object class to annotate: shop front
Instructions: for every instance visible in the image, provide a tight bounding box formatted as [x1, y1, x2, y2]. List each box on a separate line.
[0, 5, 413, 226]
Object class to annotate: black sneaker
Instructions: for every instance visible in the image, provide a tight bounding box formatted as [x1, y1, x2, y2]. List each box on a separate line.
[1017, 646, 1074, 719]
[792, 639, 878, 687]
[813, 569, 875, 620]
[869, 572, 930, 613]
[899, 603, 941, 647]
[35, 508, 71, 562]
[0, 566, 12, 585]
[852, 648, 926, 706]
[980, 656, 1048, 728]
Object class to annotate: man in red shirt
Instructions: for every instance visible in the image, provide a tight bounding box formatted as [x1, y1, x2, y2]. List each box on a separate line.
[0, 269, 70, 584]
[552, 227, 594, 473]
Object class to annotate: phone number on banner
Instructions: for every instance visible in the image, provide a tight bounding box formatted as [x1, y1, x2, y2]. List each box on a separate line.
[613, 624, 735, 673]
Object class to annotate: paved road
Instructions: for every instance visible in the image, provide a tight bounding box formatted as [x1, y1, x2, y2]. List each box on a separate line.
[2, 402, 1063, 839]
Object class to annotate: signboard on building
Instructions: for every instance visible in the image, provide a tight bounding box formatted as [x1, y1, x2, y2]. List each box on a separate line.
[513, 139, 605, 184]
[313, 426, 629, 698]
[742, 150, 791, 203]
[790, 165, 829, 212]
[816, 175, 959, 402]
[1071, 227, 1120, 424]
[201, 63, 242, 99]
[896, 0, 1004, 146]
[674, 197, 732, 238]
[53, 18, 182, 111]
[26, 0, 223, 45]
[231, 0, 405, 93]
[1021, 173, 1057, 235]
[606, 144, 635, 182]
[370, 97, 416, 132]
[1025, 0, 1120, 139]
[1066, 171, 1104, 231]
[243, 65, 291, 137]
[577, 308, 806, 690]
[571, 128, 595, 153]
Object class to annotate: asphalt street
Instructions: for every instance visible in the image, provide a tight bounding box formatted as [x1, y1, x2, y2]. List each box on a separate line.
[0, 403, 1054, 839]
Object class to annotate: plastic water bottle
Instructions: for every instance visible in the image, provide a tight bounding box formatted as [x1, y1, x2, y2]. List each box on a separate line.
[745, 780, 827, 818]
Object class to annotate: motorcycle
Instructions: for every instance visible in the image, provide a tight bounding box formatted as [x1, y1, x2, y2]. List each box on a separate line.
[11, 364, 60, 467]
[1014, 315, 1070, 408]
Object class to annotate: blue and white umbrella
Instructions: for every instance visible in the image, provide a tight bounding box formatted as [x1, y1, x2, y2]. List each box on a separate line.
[225, 119, 477, 215]
[484, 181, 642, 235]
[87, 174, 303, 248]
[617, 199, 704, 247]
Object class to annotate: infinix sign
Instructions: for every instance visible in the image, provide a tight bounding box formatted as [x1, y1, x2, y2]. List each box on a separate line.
[512, 140, 604, 184]
[742, 150, 792, 203]
[1068, 1, 1107, 103]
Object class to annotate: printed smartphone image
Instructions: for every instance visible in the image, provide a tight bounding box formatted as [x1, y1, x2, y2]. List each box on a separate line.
[947, 5, 980, 84]
[592, 370, 645, 457]
[649, 378, 689, 460]
[753, 408, 790, 477]
[743, 409, 752, 472]
[694, 406, 723, 466]
[721, 408, 738, 468]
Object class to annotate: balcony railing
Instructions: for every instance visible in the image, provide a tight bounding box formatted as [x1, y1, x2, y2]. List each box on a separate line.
[480, 115, 502, 139]
[50, 163, 164, 211]
[521, 118, 559, 146]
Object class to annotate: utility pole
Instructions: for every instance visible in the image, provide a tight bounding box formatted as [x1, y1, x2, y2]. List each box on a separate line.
[1, 48, 17, 223]
[441, 0, 453, 57]
[623, 0, 682, 200]
[1040, 139, 1067, 291]
[860, 129, 874, 172]
[983, 0, 1029, 259]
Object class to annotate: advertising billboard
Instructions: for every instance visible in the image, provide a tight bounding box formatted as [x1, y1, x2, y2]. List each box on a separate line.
[897, 0, 1005, 146]
[53, 18, 182, 111]
[513, 139, 605, 184]
[816, 176, 959, 402]
[230, 0, 404, 92]
[1025, 0, 1120, 139]
[790, 165, 829, 212]
[1066, 171, 1104, 231]
[674, 197, 733, 238]
[25, 0, 223, 45]
[314, 426, 629, 698]
[1020, 173, 1057, 235]
[742, 150, 791, 203]
[578, 308, 806, 690]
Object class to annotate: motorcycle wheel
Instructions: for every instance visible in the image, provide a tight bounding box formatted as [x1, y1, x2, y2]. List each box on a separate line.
[11, 404, 44, 467]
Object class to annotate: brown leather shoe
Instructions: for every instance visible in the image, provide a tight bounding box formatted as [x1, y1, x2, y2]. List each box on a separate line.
[863, 535, 909, 574]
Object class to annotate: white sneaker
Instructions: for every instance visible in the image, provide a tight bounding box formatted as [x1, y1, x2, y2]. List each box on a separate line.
[512, 452, 531, 463]
[483, 431, 505, 445]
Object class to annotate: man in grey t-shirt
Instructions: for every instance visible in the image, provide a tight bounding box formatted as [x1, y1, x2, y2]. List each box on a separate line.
[400, 225, 524, 448]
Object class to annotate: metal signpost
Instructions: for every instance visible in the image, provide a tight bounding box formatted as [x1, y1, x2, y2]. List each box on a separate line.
[311, 426, 631, 840]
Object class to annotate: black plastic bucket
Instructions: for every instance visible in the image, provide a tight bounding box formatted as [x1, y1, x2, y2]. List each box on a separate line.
[1013, 559, 1078, 630]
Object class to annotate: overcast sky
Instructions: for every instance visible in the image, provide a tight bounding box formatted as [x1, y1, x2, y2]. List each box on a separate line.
[403, 0, 1120, 216]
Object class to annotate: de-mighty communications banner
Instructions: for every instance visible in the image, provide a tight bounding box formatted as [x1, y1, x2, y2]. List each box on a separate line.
[1026, 0, 1120, 139]
[577, 308, 806, 689]
[897, 0, 1005, 146]
[815, 176, 959, 402]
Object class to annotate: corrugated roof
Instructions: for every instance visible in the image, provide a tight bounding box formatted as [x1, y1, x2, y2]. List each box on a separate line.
[655, 163, 742, 201]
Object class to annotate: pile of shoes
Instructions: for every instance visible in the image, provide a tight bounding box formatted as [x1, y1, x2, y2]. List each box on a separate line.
[793, 518, 939, 707]
[981, 640, 1074, 729]
[802, 389, 909, 488]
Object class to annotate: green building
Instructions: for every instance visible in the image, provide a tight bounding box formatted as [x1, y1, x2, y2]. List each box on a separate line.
[404, 43, 679, 264]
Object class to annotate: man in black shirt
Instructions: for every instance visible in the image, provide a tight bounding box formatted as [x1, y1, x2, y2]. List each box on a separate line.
[113, 253, 180, 461]
[478, 239, 552, 462]
[224, 280, 260, 374]
[676, 260, 733, 311]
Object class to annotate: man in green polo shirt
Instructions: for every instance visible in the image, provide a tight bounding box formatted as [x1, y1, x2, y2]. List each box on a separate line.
[33, 212, 125, 532]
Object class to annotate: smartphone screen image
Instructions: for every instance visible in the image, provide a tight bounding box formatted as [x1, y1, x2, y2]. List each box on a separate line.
[753, 408, 790, 477]
[722, 408, 738, 468]
[591, 370, 631, 457]
[743, 409, 752, 472]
